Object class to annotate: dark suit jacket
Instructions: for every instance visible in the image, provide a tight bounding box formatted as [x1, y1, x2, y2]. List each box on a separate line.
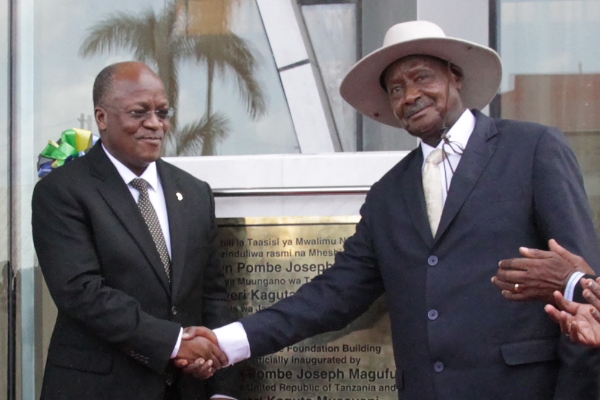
[32, 143, 238, 399]
[241, 111, 600, 400]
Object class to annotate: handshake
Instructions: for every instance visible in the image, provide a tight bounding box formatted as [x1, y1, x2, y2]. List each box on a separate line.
[173, 326, 228, 380]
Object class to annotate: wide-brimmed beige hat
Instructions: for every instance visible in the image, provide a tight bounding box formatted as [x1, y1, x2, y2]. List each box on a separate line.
[340, 20, 502, 128]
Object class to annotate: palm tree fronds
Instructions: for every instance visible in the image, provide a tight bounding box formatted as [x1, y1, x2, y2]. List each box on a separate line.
[182, 33, 267, 119]
[79, 10, 158, 62]
[81, 2, 266, 155]
[174, 112, 230, 156]
[213, 34, 267, 119]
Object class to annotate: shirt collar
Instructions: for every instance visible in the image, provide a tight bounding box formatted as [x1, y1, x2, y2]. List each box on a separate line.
[421, 109, 476, 160]
[102, 144, 159, 190]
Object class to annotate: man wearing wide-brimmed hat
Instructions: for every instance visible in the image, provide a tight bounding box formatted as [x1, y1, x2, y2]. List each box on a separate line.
[200, 21, 600, 399]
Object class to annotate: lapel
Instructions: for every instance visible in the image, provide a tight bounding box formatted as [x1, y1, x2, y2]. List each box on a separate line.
[434, 111, 499, 242]
[156, 160, 188, 299]
[88, 143, 171, 295]
[401, 150, 434, 247]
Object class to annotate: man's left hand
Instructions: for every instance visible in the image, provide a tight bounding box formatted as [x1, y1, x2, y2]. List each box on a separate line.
[492, 239, 594, 303]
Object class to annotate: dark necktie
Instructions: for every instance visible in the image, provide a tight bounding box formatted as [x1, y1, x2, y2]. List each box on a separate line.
[130, 178, 171, 281]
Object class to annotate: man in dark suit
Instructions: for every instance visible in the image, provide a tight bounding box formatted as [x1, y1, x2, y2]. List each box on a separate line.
[190, 21, 600, 399]
[32, 61, 238, 399]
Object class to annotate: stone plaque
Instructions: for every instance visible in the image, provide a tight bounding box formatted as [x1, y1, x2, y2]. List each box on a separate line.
[218, 216, 397, 399]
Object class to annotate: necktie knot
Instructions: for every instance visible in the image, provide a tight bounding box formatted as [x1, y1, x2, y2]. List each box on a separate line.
[426, 149, 445, 166]
[130, 178, 149, 193]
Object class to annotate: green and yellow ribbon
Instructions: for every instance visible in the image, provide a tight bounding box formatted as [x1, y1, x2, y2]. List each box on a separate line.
[38, 128, 97, 177]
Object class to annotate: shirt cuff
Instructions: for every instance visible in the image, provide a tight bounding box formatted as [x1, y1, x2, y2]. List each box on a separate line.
[564, 271, 585, 301]
[211, 396, 236, 399]
[170, 328, 183, 359]
[213, 322, 251, 366]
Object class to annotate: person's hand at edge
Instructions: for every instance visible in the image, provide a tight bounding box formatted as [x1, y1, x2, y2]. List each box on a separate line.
[545, 289, 600, 347]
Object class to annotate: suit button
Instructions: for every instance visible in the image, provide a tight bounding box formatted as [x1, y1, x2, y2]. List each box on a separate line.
[428, 256, 438, 266]
[428, 309, 438, 320]
[171, 306, 177, 315]
[434, 361, 444, 372]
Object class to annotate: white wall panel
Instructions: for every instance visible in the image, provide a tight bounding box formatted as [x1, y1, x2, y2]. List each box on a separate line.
[256, 0, 308, 68]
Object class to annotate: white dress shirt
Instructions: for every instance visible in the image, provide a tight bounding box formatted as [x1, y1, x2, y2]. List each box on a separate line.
[213, 110, 581, 365]
[420, 109, 475, 203]
[103, 146, 172, 256]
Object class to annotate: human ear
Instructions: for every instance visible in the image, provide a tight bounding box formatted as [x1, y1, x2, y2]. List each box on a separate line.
[448, 64, 464, 91]
[95, 107, 108, 130]
[450, 70, 464, 92]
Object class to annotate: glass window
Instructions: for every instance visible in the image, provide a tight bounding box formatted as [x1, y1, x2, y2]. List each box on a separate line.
[30, 0, 420, 158]
[302, 3, 358, 152]
[497, 0, 600, 231]
[0, 0, 10, 395]
[34, 0, 299, 157]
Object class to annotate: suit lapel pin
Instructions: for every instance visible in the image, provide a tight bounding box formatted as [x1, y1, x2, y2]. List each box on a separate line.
[176, 192, 183, 201]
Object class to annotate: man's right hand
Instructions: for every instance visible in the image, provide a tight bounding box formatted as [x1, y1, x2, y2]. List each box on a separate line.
[175, 327, 227, 369]
[174, 326, 227, 379]
[182, 326, 220, 345]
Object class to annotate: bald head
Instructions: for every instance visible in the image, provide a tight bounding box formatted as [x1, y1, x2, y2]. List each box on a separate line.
[93, 61, 159, 106]
[93, 61, 169, 175]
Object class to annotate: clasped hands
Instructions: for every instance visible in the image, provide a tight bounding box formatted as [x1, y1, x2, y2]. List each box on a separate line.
[173, 326, 227, 380]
